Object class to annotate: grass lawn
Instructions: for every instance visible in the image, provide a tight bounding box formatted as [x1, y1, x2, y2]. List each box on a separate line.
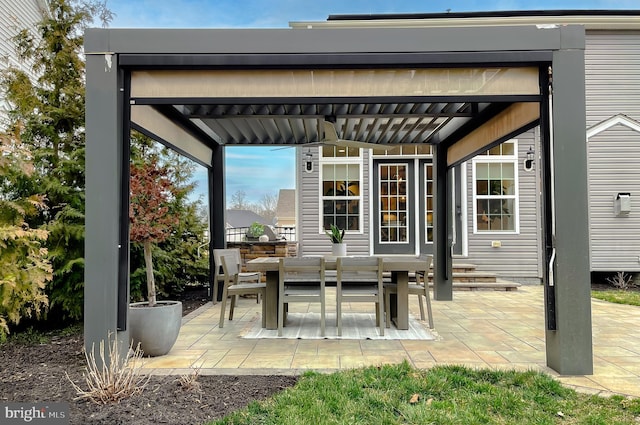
[212, 362, 640, 425]
[591, 289, 640, 306]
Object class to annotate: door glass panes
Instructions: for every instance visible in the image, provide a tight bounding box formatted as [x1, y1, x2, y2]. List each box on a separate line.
[424, 164, 433, 243]
[379, 164, 408, 243]
[322, 163, 360, 231]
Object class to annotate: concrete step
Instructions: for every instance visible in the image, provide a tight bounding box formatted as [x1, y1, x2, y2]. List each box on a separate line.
[451, 263, 479, 273]
[426, 271, 498, 283]
[428, 278, 521, 291]
[405, 268, 521, 290]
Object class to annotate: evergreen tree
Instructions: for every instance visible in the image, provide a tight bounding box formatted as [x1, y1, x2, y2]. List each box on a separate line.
[0, 131, 51, 340]
[0, 0, 111, 322]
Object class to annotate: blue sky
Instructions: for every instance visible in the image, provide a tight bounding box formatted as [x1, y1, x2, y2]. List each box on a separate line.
[106, 0, 637, 203]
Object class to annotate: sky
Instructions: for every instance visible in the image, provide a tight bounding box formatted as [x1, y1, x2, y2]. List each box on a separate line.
[105, 0, 637, 204]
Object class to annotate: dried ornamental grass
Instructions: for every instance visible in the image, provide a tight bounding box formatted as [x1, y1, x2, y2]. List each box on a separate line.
[66, 332, 149, 404]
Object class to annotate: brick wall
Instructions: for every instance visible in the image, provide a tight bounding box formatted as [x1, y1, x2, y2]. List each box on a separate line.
[228, 241, 298, 273]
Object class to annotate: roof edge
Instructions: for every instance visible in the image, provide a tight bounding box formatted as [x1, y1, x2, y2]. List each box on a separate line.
[327, 10, 640, 21]
[290, 10, 640, 31]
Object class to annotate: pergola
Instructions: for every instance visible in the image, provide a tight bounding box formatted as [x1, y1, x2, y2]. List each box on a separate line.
[84, 24, 592, 374]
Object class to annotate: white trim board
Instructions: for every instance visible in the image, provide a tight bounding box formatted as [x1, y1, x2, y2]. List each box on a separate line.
[587, 114, 640, 139]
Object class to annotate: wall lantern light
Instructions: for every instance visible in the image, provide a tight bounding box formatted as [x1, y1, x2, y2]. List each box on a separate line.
[304, 149, 313, 173]
[524, 145, 535, 172]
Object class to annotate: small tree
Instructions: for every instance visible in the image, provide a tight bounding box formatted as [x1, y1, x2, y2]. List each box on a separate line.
[129, 159, 178, 307]
[0, 132, 52, 339]
[1, 0, 112, 322]
[128, 136, 209, 300]
[258, 192, 278, 223]
[229, 190, 250, 210]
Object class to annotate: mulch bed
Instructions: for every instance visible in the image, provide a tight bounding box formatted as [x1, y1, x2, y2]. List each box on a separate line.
[0, 287, 298, 424]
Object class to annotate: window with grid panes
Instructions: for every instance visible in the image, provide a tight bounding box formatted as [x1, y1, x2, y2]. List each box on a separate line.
[473, 141, 518, 232]
[321, 147, 361, 232]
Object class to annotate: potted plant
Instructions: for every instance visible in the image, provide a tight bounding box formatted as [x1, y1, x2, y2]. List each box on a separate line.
[246, 221, 265, 241]
[128, 158, 182, 357]
[326, 224, 347, 256]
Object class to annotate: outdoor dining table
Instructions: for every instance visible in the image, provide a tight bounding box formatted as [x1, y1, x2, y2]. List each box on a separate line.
[246, 255, 426, 331]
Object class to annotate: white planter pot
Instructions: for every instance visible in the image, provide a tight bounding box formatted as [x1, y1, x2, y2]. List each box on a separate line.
[332, 243, 347, 256]
[129, 300, 182, 357]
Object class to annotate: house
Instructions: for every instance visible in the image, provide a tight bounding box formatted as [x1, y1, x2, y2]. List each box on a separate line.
[0, 0, 50, 124]
[225, 209, 270, 229]
[291, 10, 640, 283]
[275, 189, 296, 228]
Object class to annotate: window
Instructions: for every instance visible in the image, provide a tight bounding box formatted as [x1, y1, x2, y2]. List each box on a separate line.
[378, 164, 408, 243]
[321, 151, 361, 232]
[372, 144, 432, 156]
[322, 145, 360, 158]
[473, 141, 518, 233]
[424, 163, 433, 242]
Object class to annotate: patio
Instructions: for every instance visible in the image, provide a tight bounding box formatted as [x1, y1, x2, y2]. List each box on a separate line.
[140, 285, 640, 398]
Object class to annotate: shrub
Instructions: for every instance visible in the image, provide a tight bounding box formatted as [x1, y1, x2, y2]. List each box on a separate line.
[606, 271, 636, 291]
[247, 222, 265, 239]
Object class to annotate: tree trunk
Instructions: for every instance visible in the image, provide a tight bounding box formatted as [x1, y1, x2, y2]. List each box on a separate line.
[143, 239, 156, 307]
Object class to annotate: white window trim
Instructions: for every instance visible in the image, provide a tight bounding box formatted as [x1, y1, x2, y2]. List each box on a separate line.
[318, 149, 364, 235]
[471, 140, 520, 234]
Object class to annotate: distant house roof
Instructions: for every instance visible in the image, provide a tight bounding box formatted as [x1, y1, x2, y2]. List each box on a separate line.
[275, 189, 295, 221]
[226, 209, 269, 228]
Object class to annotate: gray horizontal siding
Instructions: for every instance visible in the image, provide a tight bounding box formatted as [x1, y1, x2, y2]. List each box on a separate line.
[585, 31, 640, 127]
[586, 30, 640, 271]
[0, 0, 47, 119]
[0, 0, 45, 77]
[299, 148, 370, 257]
[588, 128, 640, 271]
[464, 131, 542, 280]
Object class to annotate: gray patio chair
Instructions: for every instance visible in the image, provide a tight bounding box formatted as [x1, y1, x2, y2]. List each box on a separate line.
[336, 256, 384, 336]
[278, 257, 326, 337]
[384, 254, 434, 329]
[212, 248, 261, 304]
[218, 254, 266, 328]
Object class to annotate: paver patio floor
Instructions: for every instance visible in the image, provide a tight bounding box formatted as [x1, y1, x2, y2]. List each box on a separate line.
[140, 285, 640, 398]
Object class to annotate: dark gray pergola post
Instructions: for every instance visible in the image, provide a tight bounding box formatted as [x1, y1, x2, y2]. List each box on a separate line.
[543, 46, 593, 374]
[208, 144, 226, 301]
[432, 143, 453, 300]
[84, 51, 128, 360]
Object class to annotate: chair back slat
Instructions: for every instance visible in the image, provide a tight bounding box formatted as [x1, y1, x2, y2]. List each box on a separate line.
[220, 254, 239, 286]
[213, 248, 241, 278]
[337, 257, 383, 283]
[279, 257, 325, 283]
[415, 254, 434, 284]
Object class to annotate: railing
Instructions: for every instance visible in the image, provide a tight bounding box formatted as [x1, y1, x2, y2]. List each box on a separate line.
[226, 226, 297, 242]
